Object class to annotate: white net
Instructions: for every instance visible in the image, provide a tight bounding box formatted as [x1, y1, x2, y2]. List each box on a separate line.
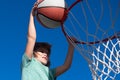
[63, 0, 120, 80]
[88, 39, 120, 80]
[70, 34, 120, 80]
[68, 33, 120, 80]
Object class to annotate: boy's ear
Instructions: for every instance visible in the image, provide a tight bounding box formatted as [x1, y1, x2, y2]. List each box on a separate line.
[33, 51, 38, 57]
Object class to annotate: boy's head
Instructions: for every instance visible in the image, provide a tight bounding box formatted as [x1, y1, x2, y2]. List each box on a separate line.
[33, 42, 51, 55]
[33, 42, 51, 67]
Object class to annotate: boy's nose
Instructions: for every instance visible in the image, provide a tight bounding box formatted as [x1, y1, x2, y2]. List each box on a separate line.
[43, 53, 48, 56]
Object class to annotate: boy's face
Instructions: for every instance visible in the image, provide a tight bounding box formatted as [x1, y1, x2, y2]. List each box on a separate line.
[35, 51, 49, 65]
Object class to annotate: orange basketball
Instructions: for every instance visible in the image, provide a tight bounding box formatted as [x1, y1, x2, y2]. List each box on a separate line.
[37, 7, 66, 21]
[36, 0, 67, 28]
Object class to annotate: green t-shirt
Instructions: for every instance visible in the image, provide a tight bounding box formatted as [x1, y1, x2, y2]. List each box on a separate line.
[21, 54, 56, 80]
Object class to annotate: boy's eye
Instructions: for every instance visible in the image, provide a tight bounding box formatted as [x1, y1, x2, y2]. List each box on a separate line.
[39, 49, 49, 55]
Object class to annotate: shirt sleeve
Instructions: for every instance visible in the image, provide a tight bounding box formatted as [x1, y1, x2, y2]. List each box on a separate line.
[22, 53, 32, 67]
[50, 68, 57, 80]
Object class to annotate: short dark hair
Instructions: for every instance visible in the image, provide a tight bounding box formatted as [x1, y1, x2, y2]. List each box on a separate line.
[33, 42, 51, 67]
[33, 42, 51, 55]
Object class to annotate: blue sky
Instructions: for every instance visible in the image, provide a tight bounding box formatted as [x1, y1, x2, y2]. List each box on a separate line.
[0, 0, 120, 80]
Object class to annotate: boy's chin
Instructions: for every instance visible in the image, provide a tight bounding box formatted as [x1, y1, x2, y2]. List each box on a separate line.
[42, 62, 48, 65]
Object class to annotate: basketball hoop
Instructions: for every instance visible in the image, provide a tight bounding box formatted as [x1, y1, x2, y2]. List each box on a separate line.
[61, 0, 120, 80]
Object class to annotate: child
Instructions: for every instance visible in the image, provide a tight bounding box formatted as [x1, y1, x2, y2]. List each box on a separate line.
[21, 1, 76, 80]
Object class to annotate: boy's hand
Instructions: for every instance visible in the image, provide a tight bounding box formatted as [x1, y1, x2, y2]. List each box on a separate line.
[32, 0, 44, 16]
[67, 36, 77, 46]
[37, 0, 44, 4]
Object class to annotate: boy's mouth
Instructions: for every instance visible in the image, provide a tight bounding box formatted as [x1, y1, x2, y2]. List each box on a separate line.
[42, 57, 48, 60]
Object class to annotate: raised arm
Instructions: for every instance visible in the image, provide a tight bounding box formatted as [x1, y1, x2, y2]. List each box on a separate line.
[25, 1, 43, 58]
[25, 7, 36, 58]
[55, 37, 76, 76]
[25, 0, 43, 58]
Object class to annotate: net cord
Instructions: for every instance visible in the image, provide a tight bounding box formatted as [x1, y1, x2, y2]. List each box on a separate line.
[61, 0, 120, 80]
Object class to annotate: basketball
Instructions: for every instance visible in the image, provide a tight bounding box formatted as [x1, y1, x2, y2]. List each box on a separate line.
[36, 0, 67, 28]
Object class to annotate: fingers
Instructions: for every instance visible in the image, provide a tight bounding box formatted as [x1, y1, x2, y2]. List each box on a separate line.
[31, 2, 39, 16]
[32, 0, 44, 16]
[36, 0, 44, 4]
[31, 6, 37, 16]
[33, 2, 39, 10]
[66, 36, 77, 44]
